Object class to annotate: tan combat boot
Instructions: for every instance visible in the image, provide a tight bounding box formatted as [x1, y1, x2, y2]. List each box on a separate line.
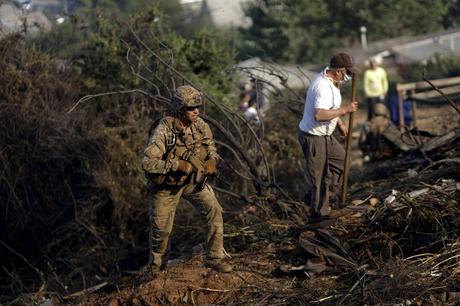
[204, 259, 232, 273]
[139, 264, 161, 279]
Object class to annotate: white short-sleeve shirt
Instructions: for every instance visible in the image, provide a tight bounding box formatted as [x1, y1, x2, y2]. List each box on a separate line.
[244, 106, 260, 125]
[299, 68, 342, 136]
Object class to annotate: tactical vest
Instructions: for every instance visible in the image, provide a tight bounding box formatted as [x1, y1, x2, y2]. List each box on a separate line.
[148, 116, 208, 187]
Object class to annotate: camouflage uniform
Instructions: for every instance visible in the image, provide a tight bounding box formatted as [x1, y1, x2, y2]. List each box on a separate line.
[142, 86, 225, 271]
[359, 102, 391, 160]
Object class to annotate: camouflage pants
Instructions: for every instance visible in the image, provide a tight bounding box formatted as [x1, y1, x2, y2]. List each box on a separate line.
[298, 131, 345, 216]
[148, 183, 224, 268]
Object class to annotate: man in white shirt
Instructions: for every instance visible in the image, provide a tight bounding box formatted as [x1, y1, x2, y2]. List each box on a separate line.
[298, 53, 359, 218]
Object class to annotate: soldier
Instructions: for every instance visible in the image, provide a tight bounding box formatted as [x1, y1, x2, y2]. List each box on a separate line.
[359, 102, 391, 161]
[142, 85, 232, 275]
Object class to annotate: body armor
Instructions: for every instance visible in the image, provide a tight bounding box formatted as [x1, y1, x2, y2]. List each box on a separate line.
[143, 116, 215, 187]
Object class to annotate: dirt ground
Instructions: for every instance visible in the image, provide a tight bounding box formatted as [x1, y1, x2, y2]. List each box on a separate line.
[65, 226, 353, 306]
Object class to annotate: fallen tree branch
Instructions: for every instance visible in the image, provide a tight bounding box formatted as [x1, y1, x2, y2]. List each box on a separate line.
[419, 158, 460, 174]
[423, 76, 460, 115]
[63, 282, 108, 299]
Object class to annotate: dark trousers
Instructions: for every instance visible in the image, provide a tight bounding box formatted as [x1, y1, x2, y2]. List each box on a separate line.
[367, 97, 382, 120]
[298, 131, 345, 216]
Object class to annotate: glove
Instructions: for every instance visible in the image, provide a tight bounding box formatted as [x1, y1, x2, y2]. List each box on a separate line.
[204, 159, 217, 176]
[176, 160, 193, 174]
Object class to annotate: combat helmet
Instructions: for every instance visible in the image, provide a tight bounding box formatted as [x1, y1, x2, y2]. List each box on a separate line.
[374, 102, 388, 116]
[171, 85, 202, 110]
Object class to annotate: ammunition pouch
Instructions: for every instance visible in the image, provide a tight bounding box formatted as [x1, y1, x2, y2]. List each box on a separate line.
[148, 167, 190, 187]
[146, 172, 167, 186]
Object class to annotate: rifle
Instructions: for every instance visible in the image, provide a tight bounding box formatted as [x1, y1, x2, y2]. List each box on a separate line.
[196, 175, 208, 192]
[182, 151, 207, 191]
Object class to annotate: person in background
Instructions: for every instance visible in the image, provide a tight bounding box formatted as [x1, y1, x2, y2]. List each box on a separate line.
[364, 57, 388, 120]
[247, 78, 268, 114]
[298, 53, 359, 218]
[238, 82, 252, 111]
[387, 82, 412, 127]
[244, 99, 260, 126]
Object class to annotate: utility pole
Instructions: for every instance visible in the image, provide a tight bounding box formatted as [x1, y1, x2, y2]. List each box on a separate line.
[360, 26, 368, 51]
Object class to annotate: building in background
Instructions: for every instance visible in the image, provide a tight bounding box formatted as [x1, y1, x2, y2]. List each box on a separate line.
[180, 0, 252, 28]
[350, 27, 460, 73]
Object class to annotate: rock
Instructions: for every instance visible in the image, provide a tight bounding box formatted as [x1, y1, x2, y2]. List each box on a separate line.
[369, 197, 380, 206]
